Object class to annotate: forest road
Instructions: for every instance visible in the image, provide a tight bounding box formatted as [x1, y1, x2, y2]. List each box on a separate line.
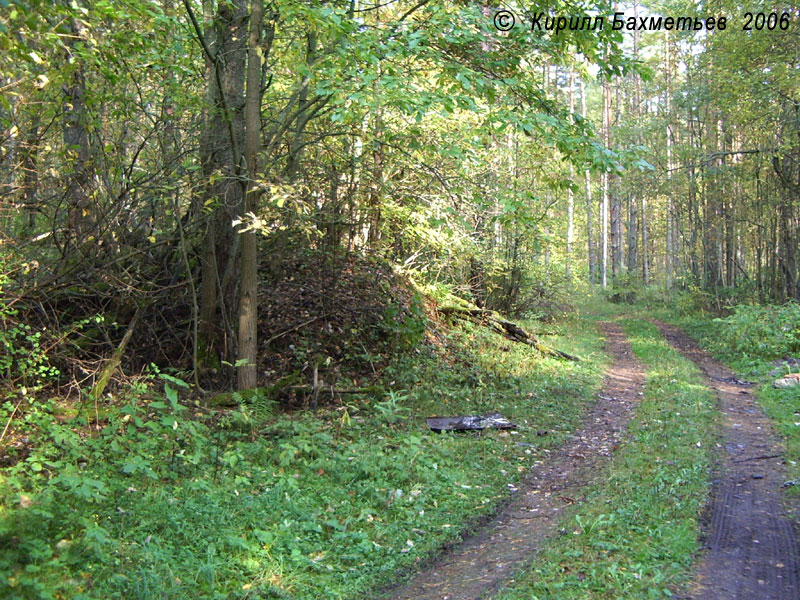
[373, 321, 645, 600]
[655, 320, 800, 600]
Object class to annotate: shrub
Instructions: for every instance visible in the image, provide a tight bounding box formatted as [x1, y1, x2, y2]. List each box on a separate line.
[606, 273, 641, 304]
[0, 268, 59, 386]
[708, 303, 800, 360]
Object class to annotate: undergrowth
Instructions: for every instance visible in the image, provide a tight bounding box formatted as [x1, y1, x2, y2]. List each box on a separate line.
[0, 316, 604, 599]
[498, 318, 716, 600]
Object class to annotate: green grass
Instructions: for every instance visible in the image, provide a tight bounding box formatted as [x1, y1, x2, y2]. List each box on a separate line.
[497, 318, 717, 600]
[0, 316, 605, 599]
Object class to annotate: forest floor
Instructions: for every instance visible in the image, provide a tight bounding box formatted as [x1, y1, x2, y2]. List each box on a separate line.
[3, 299, 800, 599]
[0, 305, 607, 599]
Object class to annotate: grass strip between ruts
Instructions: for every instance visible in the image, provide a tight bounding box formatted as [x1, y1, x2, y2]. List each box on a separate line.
[497, 318, 717, 600]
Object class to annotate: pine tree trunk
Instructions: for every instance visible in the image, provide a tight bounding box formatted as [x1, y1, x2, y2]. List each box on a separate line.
[610, 78, 623, 279]
[627, 1, 640, 276]
[581, 79, 596, 283]
[664, 32, 674, 289]
[642, 194, 649, 285]
[601, 77, 610, 288]
[566, 67, 575, 279]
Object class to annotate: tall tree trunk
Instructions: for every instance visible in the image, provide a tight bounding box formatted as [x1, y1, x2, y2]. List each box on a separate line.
[601, 76, 610, 287]
[195, 0, 248, 369]
[772, 100, 800, 301]
[703, 114, 723, 293]
[715, 119, 725, 292]
[687, 106, 700, 282]
[284, 30, 318, 184]
[627, 191, 637, 273]
[367, 92, 384, 247]
[768, 210, 778, 300]
[62, 17, 94, 253]
[664, 32, 674, 289]
[238, 0, 265, 390]
[610, 78, 622, 279]
[582, 79, 596, 283]
[641, 195, 649, 285]
[725, 197, 735, 288]
[20, 116, 40, 234]
[773, 154, 799, 301]
[627, 2, 641, 276]
[755, 164, 764, 300]
[566, 66, 574, 279]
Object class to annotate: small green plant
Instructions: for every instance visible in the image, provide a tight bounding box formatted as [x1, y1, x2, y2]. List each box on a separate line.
[381, 293, 427, 349]
[374, 390, 411, 425]
[0, 268, 60, 384]
[606, 272, 641, 304]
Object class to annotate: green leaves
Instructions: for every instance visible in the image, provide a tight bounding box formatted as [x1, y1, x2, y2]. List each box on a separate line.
[53, 471, 110, 501]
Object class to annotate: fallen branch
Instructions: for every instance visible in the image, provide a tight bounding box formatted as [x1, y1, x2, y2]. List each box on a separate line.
[264, 314, 329, 345]
[440, 307, 579, 361]
[208, 381, 384, 407]
[90, 306, 142, 401]
[288, 384, 385, 395]
[733, 453, 782, 463]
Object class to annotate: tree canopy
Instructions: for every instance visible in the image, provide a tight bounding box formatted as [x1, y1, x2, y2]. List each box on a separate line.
[1, 1, 798, 391]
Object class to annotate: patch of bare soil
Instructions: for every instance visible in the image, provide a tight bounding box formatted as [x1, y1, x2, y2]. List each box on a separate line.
[655, 321, 800, 600]
[374, 321, 645, 600]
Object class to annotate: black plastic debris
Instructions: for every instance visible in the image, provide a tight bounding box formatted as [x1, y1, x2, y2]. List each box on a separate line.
[426, 412, 516, 433]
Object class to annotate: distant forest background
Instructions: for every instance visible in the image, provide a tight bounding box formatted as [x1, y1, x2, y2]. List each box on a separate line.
[1, 0, 798, 392]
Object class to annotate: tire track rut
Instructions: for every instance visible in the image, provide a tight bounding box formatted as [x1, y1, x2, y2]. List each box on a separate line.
[655, 320, 800, 600]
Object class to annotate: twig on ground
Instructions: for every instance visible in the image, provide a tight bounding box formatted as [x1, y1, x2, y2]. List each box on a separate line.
[733, 454, 782, 463]
[0, 396, 25, 444]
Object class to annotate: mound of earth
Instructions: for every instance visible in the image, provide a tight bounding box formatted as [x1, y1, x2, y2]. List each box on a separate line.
[254, 251, 428, 403]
